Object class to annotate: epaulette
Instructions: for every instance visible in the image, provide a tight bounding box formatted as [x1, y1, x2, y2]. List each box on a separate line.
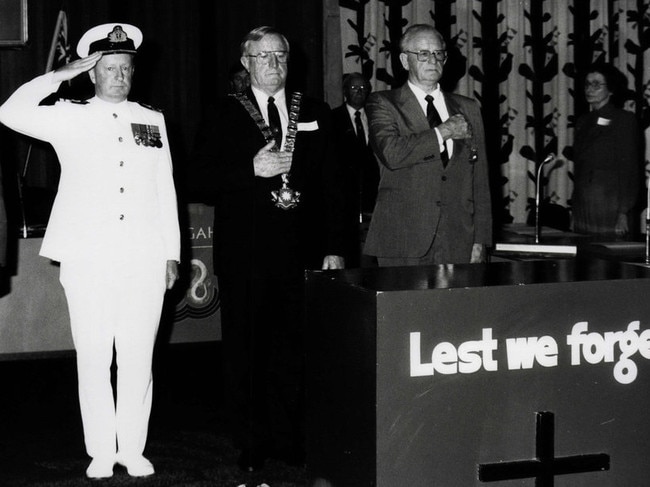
[137, 101, 163, 112]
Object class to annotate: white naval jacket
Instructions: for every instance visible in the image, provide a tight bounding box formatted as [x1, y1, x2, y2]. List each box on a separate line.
[0, 72, 180, 264]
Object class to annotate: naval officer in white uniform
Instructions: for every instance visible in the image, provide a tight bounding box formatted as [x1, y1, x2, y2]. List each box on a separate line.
[0, 23, 180, 479]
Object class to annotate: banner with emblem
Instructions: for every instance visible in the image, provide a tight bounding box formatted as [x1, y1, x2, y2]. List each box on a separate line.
[169, 203, 221, 343]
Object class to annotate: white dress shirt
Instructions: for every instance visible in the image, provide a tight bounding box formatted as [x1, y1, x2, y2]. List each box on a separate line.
[251, 85, 289, 150]
[408, 81, 453, 157]
[345, 103, 369, 144]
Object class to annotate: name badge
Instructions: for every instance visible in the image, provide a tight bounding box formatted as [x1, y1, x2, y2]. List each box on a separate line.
[131, 123, 163, 148]
[597, 117, 611, 126]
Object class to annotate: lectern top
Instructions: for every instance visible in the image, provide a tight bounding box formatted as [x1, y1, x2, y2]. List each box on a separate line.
[307, 258, 650, 292]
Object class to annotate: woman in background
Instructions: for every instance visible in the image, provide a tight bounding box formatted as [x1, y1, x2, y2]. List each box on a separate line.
[572, 63, 641, 236]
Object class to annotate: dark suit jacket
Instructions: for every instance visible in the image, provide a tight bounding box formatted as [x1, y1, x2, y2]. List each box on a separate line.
[572, 102, 640, 234]
[190, 89, 344, 277]
[364, 84, 492, 260]
[331, 104, 379, 265]
[331, 104, 379, 215]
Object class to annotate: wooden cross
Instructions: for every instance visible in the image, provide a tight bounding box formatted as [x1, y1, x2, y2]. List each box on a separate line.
[478, 411, 609, 486]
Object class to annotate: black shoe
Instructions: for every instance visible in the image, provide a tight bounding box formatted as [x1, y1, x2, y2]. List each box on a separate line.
[237, 448, 266, 472]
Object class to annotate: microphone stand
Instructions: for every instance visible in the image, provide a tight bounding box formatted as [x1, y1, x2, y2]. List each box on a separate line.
[646, 178, 650, 265]
[645, 216, 650, 265]
[17, 144, 32, 239]
[534, 153, 556, 244]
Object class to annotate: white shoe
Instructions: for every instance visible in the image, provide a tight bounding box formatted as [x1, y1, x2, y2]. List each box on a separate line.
[116, 454, 155, 477]
[85, 457, 115, 479]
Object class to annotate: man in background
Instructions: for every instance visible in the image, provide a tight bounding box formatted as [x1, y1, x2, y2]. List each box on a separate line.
[332, 72, 379, 267]
[364, 24, 492, 266]
[228, 62, 251, 94]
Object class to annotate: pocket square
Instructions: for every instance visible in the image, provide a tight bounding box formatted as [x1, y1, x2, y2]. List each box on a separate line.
[297, 121, 319, 131]
[597, 117, 611, 126]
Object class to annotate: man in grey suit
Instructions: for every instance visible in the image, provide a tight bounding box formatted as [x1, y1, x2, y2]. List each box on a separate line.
[364, 24, 492, 266]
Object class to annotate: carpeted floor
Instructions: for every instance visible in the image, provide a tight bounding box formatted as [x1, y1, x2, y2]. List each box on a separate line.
[0, 342, 309, 487]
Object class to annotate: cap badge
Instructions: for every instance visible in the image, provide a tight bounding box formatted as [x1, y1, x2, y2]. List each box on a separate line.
[107, 26, 129, 44]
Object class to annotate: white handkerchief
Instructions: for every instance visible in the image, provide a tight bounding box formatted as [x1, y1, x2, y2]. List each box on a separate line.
[597, 117, 611, 126]
[297, 121, 319, 131]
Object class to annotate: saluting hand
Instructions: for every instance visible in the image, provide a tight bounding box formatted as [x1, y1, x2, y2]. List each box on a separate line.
[52, 52, 103, 84]
[253, 140, 293, 178]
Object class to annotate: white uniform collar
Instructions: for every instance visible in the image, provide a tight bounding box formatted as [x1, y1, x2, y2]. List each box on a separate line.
[89, 96, 129, 106]
[89, 96, 130, 116]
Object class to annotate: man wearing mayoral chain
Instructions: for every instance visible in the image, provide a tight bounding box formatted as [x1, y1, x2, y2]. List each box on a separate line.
[190, 25, 345, 473]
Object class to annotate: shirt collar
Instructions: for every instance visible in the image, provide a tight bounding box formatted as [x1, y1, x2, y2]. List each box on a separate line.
[89, 96, 130, 116]
[89, 96, 129, 107]
[251, 85, 286, 108]
[408, 81, 442, 102]
[346, 103, 364, 118]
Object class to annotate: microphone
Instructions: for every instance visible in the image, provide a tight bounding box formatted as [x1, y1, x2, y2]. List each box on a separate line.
[534, 153, 556, 244]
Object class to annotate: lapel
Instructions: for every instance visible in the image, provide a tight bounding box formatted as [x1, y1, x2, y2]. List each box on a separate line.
[396, 85, 429, 133]
[444, 92, 460, 117]
[244, 88, 261, 112]
[240, 88, 265, 131]
[342, 106, 355, 134]
[238, 88, 279, 145]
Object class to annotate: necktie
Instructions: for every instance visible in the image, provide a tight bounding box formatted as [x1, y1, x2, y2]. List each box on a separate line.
[267, 96, 282, 150]
[425, 94, 448, 165]
[354, 110, 366, 145]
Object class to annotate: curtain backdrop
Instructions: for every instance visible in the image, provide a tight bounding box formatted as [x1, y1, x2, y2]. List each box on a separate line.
[333, 0, 650, 227]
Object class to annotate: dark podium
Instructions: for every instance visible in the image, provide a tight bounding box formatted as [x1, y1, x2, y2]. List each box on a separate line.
[305, 259, 650, 486]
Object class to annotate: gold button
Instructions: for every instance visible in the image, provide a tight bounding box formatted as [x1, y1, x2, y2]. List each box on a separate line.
[120, 187, 124, 193]
[118, 137, 123, 142]
[119, 214, 124, 220]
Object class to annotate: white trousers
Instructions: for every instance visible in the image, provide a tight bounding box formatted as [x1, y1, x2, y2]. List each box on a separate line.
[59, 257, 166, 460]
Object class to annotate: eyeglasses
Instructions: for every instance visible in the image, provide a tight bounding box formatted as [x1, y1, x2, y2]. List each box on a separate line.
[349, 85, 369, 91]
[585, 81, 606, 89]
[404, 50, 448, 63]
[246, 51, 289, 65]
